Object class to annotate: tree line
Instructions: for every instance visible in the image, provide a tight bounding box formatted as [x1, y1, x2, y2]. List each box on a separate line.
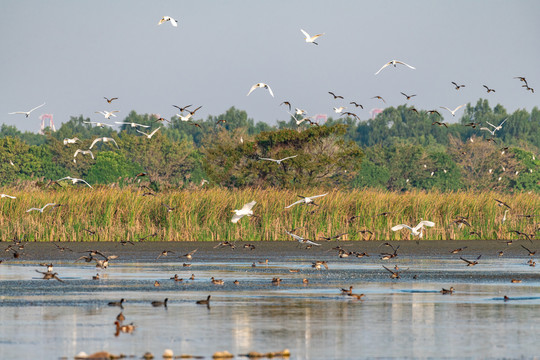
[0, 99, 538, 192]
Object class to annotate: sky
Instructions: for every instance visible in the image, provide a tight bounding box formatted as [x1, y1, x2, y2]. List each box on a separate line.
[1, 1, 539, 132]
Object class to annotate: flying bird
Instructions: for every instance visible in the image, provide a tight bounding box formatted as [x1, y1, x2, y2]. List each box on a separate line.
[440, 104, 465, 117]
[83, 121, 113, 128]
[95, 110, 119, 119]
[285, 193, 328, 209]
[89, 137, 119, 149]
[57, 176, 93, 188]
[328, 91, 344, 99]
[285, 231, 321, 247]
[104, 97, 118, 103]
[451, 82, 465, 90]
[300, 29, 324, 45]
[483, 85, 495, 93]
[73, 149, 94, 161]
[231, 201, 257, 223]
[280, 101, 292, 111]
[486, 118, 508, 132]
[247, 83, 274, 97]
[1, 194, 16, 199]
[432, 121, 448, 128]
[349, 102, 363, 109]
[400, 92, 416, 100]
[63, 137, 80, 145]
[158, 16, 178, 27]
[333, 106, 346, 113]
[391, 220, 435, 238]
[371, 96, 386, 103]
[136, 127, 161, 139]
[460, 255, 481, 266]
[8, 102, 46, 117]
[26, 203, 57, 213]
[374, 60, 416, 75]
[259, 155, 297, 165]
[115, 122, 150, 128]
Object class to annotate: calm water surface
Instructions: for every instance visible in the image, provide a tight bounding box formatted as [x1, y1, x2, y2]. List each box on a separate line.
[1, 243, 540, 359]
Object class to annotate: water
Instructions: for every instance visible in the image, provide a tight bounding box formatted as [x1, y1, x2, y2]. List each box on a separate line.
[1, 243, 540, 359]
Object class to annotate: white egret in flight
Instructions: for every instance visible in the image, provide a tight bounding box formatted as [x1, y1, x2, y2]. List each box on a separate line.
[231, 201, 256, 223]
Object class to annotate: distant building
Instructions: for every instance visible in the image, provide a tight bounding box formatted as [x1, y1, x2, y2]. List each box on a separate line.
[370, 108, 383, 119]
[39, 114, 56, 134]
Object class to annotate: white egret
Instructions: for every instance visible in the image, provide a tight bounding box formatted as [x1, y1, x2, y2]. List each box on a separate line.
[247, 83, 274, 97]
[440, 104, 465, 117]
[84, 121, 114, 128]
[63, 137, 80, 145]
[136, 127, 161, 139]
[57, 176, 93, 188]
[300, 29, 324, 45]
[8, 102, 45, 117]
[231, 201, 256, 223]
[158, 16, 178, 27]
[486, 118, 508, 132]
[115, 122, 150, 128]
[89, 137, 119, 149]
[333, 107, 346, 113]
[73, 149, 94, 162]
[285, 193, 328, 209]
[259, 155, 297, 165]
[26, 203, 57, 213]
[374, 60, 416, 75]
[95, 110, 119, 119]
[479, 127, 496, 136]
[391, 220, 435, 238]
[285, 231, 321, 246]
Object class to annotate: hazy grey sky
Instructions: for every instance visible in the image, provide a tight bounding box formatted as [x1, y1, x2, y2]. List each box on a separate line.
[1, 1, 539, 132]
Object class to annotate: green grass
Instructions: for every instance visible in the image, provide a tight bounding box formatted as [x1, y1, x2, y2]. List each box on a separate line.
[0, 185, 538, 242]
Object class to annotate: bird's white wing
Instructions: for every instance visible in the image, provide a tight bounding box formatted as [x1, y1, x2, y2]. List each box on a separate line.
[89, 138, 101, 149]
[26, 207, 39, 212]
[88, 150, 94, 159]
[241, 201, 256, 212]
[57, 177, 70, 182]
[285, 199, 305, 209]
[414, 221, 435, 231]
[109, 138, 119, 148]
[79, 179, 93, 188]
[28, 102, 46, 113]
[95, 111, 105, 116]
[74, 150, 81, 157]
[279, 155, 298, 161]
[266, 85, 274, 97]
[452, 104, 465, 112]
[136, 129, 149, 136]
[42, 203, 57, 210]
[231, 213, 244, 223]
[479, 127, 495, 135]
[440, 106, 452, 113]
[285, 231, 303, 241]
[136, 123, 150, 128]
[374, 62, 391, 75]
[115, 122, 128, 125]
[396, 61, 416, 69]
[158, 17, 166, 25]
[305, 239, 321, 246]
[1, 194, 16, 199]
[391, 224, 412, 232]
[170, 18, 178, 27]
[259, 157, 278, 162]
[300, 29, 310, 38]
[309, 193, 328, 200]
[486, 121, 497, 129]
[8, 111, 28, 115]
[149, 127, 162, 137]
[247, 84, 258, 96]
[498, 117, 508, 127]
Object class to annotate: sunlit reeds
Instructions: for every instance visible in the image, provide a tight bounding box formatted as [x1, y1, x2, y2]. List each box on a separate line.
[0, 184, 537, 242]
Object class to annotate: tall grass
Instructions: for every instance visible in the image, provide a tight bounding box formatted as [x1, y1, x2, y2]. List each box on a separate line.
[0, 185, 538, 242]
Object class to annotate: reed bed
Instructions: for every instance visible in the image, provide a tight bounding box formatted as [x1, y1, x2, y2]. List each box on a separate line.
[0, 185, 538, 242]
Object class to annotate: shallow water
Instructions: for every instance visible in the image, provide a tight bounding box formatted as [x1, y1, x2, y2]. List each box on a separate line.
[1, 242, 540, 359]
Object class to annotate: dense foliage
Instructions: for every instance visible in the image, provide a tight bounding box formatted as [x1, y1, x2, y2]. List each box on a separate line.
[0, 100, 538, 192]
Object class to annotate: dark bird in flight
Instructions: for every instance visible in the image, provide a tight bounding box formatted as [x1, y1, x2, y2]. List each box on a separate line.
[280, 101, 292, 111]
[328, 91, 344, 99]
[371, 96, 386, 103]
[400, 92, 416, 100]
[494, 199, 511, 209]
[460, 255, 481, 266]
[451, 82, 465, 90]
[104, 97, 118, 103]
[349, 101, 363, 109]
[432, 121, 448, 128]
[483, 85, 496, 93]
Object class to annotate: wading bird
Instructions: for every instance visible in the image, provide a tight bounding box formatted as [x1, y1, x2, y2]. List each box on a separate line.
[285, 193, 327, 209]
[258, 155, 297, 165]
[285, 231, 321, 247]
[300, 29, 324, 45]
[247, 83, 274, 97]
[114, 121, 150, 128]
[158, 16, 178, 27]
[95, 110, 119, 119]
[63, 137, 80, 145]
[231, 201, 256, 223]
[391, 220, 435, 238]
[26, 203, 57, 213]
[89, 137, 119, 149]
[440, 104, 465, 117]
[57, 176, 92, 188]
[8, 102, 45, 117]
[374, 60, 416, 75]
[136, 127, 161, 139]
